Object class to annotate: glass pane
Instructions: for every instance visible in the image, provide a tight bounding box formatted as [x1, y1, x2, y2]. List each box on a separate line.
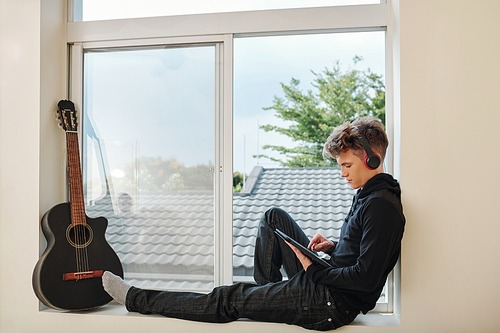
[83, 45, 216, 291]
[232, 32, 385, 283]
[74, 0, 380, 22]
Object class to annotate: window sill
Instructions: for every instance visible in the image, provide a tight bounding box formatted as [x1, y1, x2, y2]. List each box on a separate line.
[351, 312, 400, 327]
[41, 302, 400, 331]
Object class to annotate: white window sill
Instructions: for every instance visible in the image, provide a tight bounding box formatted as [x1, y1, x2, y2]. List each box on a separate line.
[41, 302, 400, 331]
[351, 312, 400, 327]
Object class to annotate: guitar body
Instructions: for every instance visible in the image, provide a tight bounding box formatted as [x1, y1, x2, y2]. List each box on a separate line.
[33, 202, 124, 311]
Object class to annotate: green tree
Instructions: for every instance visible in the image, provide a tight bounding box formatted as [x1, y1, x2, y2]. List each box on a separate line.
[232, 171, 246, 193]
[136, 156, 186, 192]
[116, 156, 213, 192]
[182, 162, 214, 190]
[257, 57, 385, 167]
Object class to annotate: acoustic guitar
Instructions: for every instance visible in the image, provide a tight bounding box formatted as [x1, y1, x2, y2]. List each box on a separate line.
[32, 100, 123, 311]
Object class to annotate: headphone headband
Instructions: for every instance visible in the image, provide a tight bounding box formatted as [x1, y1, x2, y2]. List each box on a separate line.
[352, 126, 381, 170]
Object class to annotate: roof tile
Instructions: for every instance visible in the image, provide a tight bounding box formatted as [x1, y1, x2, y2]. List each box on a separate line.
[86, 167, 355, 290]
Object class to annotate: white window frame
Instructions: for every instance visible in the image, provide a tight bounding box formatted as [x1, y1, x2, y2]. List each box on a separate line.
[70, 35, 233, 288]
[67, 1, 396, 313]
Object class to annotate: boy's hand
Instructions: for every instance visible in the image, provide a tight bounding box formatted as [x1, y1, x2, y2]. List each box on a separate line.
[308, 234, 335, 253]
[285, 241, 313, 271]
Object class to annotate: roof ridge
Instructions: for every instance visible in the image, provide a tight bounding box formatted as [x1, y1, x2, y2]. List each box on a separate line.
[260, 166, 340, 170]
[239, 166, 264, 196]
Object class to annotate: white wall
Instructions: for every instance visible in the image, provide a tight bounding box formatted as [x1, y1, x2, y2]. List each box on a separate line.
[399, 0, 500, 331]
[1, 0, 500, 332]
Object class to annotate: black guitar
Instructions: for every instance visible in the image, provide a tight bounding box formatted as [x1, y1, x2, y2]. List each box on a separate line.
[32, 100, 123, 311]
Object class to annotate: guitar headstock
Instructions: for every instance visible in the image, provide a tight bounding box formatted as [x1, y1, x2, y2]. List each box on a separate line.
[56, 100, 78, 132]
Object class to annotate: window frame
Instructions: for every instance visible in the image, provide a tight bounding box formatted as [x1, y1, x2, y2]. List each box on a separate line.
[67, 1, 395, 313]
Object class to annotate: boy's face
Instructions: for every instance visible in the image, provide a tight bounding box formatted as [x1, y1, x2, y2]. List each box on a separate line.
[336, 149, 378, 189]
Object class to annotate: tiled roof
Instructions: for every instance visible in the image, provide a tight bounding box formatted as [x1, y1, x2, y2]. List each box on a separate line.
[86, 191, 215, 291]
[233, 167, 355, 276]
[86, 166, 355, 291]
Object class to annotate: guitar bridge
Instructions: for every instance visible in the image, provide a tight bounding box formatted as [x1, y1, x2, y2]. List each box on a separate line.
[63, 270, 104, 281]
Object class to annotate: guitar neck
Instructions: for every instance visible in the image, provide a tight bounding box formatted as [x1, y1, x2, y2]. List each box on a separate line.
[66, 131, 86, 226]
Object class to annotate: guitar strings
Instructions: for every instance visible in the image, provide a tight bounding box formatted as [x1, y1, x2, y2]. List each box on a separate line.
[68, 132, 83, 274]
[75, 133, 90, 274]
[67, 132, 90, 275]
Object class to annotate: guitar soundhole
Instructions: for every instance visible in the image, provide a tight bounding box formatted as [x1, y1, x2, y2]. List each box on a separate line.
[66, 224, 93, 248]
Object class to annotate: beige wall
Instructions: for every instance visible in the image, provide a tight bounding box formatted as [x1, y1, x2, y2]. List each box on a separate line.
[1, 0, 500, 332]
[399, 0, 500, 331]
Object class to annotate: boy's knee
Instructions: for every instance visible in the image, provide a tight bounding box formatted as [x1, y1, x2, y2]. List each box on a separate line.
[261, 207, 288, 229]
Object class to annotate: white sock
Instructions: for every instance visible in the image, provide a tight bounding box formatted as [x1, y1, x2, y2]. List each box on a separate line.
[102, 271, 131, 305]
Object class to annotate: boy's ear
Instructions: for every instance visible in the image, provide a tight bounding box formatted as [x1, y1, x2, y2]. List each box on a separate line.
[352, 127, 381, 170]
[364, 152, 381, 170]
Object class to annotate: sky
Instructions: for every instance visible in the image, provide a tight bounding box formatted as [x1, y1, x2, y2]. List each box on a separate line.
[79, 0, 378, 21]
[84, 45, 216, 197]
[79, 1, 385, 186]
[85, 46, 215, 162]
[233, 32, 385, 173]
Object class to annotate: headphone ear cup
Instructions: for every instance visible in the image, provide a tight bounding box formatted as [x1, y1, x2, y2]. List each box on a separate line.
[364, 153, 381, 170]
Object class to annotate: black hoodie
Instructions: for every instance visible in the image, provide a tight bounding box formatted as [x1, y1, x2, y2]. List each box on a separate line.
[306, 173, 405, 314]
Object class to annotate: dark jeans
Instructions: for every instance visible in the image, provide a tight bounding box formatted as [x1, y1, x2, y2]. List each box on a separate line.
[126, 207, 358, 331]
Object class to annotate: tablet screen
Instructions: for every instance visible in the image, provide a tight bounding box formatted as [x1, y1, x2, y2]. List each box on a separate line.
[274, 229, 331, 267]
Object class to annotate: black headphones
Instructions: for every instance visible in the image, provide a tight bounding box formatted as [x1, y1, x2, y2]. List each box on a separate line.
[352, 127, 381, 170]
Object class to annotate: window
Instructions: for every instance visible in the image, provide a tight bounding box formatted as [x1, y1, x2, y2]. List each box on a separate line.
[83, 45, 217, 291]
[232, 31, 388, 308]
[73, 0, 381, 21]
[68, 0, 394, 312]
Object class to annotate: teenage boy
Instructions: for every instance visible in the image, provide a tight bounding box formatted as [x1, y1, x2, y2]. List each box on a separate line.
[103, 117, 405, 331]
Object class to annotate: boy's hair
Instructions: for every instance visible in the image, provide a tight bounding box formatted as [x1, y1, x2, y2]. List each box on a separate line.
[323, 117, 388, 161]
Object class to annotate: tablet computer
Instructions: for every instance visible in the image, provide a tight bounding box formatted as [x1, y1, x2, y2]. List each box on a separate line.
[274, 229, 331, 268]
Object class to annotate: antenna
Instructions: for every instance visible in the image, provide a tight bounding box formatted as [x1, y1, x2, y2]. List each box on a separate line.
[257, 119, 260, 166]
[243, 135, 246, 187]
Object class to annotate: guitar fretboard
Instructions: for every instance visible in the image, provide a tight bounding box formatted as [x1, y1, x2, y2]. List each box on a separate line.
[66, 132, 86, 226]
